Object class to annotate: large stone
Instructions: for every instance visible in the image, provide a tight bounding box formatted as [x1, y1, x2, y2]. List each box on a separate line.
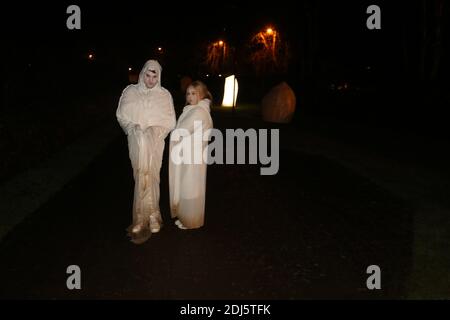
[261, 82, 296, 123]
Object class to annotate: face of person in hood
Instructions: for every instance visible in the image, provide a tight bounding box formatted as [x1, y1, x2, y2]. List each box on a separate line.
[144, 69, 158, 89]
[186, 86, 200, 105]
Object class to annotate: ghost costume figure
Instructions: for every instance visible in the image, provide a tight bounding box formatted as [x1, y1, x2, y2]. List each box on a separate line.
[169, 88, 213, 229]
[116, 60, 175, 243]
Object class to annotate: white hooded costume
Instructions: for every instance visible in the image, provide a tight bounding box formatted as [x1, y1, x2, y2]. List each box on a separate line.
[116, 60, 176, 242]
[169, 99, 213, 229]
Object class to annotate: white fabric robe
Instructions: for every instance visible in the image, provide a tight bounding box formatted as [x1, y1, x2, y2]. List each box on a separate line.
[169, 99, 213, 229]
[116, 60, 176, 239]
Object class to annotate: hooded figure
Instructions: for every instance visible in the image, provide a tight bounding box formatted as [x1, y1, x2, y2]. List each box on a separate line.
[116, 60, 176, 244]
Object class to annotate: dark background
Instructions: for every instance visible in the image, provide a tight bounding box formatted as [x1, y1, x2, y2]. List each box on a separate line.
[1, 0, 449, 168]
[1, 0, 449, 300]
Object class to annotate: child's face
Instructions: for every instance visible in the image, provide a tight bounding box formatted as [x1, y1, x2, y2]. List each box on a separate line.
[186, 87, 200, 105]
[144, 70, 158, 89]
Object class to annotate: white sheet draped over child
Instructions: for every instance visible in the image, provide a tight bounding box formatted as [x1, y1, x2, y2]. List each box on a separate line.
[169, 99, 213, 229]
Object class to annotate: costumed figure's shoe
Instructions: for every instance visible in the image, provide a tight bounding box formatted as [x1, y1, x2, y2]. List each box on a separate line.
[150, 215, 161, 233]
[132, 224, 143, 234]
[126, 223, 152, 245]
[175, 219, 188, 230]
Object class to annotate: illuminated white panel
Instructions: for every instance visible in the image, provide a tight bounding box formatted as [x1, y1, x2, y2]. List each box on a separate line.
[222, 75, 238, 107]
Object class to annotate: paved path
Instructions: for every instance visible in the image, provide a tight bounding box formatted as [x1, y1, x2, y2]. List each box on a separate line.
[0, 109, 418, 299]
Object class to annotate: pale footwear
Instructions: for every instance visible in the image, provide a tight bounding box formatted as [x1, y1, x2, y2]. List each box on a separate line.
[175, 219, 188, 229]
[132, 224, 143, 233]
[150, 215, 161, 233]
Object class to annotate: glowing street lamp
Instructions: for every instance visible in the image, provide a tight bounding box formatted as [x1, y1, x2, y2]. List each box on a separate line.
[249, 25, 289, 74]
[265, 27, 277, 59]
[206, 39, 228, 74]
[251, 27, 278, 59]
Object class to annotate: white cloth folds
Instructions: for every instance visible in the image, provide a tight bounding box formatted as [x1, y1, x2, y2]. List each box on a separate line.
[116, 60, 176, 242]
[169, 99, 213, 229]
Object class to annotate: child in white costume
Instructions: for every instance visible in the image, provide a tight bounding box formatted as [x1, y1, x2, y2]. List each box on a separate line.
[116, 60, 176, 244]
[169, 81, 213, 229]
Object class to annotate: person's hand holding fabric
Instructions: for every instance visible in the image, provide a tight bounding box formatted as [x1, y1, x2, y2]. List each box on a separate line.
[145, 126, 168, 139]
[134, 124, 142, 131]
[124, 123, 141, 135]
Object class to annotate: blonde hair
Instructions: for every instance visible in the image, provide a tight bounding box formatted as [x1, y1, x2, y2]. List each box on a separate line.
[187, 80, 213, 102]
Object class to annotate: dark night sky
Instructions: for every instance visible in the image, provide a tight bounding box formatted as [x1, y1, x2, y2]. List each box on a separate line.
[3, 1, 400, 62]
[3, 0, 448, 111]
[0, 2, 404, 59]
